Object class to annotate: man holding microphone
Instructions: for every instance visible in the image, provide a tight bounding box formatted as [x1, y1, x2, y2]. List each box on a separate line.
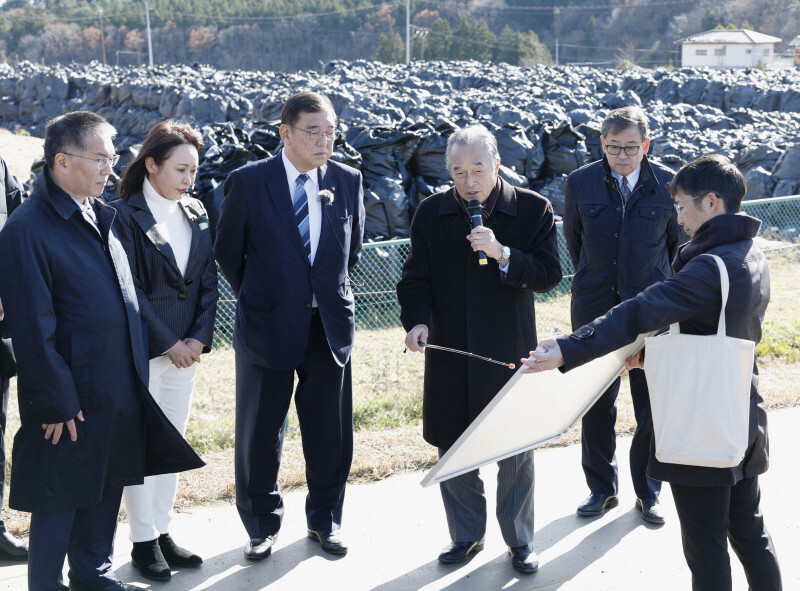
[397, 124, 561, 574]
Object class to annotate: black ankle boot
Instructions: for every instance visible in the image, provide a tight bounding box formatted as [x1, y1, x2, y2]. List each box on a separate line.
[131, 539, 171, 581]
[158, 533, 203, 567]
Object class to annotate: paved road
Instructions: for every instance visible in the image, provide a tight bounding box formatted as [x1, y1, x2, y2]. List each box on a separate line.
[2, 407, 798, 590]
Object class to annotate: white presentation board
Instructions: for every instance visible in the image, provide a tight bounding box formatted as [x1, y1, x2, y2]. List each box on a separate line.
[420, 333, 650, 487]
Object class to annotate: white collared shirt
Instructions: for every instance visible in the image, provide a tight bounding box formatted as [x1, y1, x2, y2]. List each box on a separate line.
[281, 150, 322, 265]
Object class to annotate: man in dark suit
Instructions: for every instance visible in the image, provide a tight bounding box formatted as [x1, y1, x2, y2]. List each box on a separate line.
[0, 112, 203, 591]
[215, 92, 365, 560]
[397, 124, 561, 574]
[0, 153, 27, 561]
[563, 105, 681, 524]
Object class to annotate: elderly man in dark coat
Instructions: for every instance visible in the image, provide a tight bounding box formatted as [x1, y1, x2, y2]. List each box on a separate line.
[523, 155, 781, 591]
[0, 111, 203, 591]
[397, 124, 561, 574]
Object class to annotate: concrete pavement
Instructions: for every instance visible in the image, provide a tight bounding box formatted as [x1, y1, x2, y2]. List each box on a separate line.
[2, 407, 798, 590]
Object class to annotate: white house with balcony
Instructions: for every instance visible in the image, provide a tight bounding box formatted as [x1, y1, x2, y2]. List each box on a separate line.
[678, 29, 782, 68]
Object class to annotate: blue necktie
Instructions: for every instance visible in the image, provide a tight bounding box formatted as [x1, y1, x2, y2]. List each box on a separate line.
[293, 173, 311, 257]
[620, 176, 632, 204]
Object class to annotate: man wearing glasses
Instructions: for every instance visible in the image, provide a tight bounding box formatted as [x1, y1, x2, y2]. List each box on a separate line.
[563, 105, 682, 525]
[215, 92, 365, 560]
[0, 111, 202, 590]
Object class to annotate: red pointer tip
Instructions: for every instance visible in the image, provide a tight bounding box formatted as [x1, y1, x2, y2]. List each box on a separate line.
[508, 363, 516, 370]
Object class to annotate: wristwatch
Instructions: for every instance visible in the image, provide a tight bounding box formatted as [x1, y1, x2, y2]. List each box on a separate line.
[498, 246, 511, 266]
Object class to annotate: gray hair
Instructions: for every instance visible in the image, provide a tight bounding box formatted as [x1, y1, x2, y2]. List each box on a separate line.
[601, 105, 649, 140]
[445, 124, 500, 173]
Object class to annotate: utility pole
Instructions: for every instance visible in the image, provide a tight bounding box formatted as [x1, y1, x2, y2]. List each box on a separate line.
[98, 8, 107, 65]
[144, 0, 154, 68]
[405, 0, 410, 65]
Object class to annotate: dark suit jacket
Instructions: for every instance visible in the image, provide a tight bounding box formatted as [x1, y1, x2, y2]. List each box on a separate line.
[397, 180, 562, 449]
[0, 156, 23, 380]
[564, 155, 682, 328]
[558, 213, 768, 488]
[214, 153, 365, 370]
[0, 171, 204, 513]
[110, 192, 218, 358]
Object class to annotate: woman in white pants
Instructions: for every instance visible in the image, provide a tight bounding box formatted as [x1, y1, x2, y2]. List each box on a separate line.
[112, 120, 218, 581]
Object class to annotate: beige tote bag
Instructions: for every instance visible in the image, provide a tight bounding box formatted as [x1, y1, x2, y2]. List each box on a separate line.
[644, 254, 754, 468]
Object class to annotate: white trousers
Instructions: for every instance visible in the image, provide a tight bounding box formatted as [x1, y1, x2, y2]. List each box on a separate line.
[123, 355, 197, 542]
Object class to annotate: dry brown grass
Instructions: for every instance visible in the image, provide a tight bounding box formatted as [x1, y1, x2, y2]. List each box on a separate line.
[0, 127, 43, 181]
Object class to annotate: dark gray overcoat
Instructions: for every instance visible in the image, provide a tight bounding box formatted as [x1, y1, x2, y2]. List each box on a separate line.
[397, 180, 562, 449]
[0, 171, 204, 514]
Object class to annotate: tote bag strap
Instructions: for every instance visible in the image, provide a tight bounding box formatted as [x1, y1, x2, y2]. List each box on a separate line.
[668, 253, 729, 337]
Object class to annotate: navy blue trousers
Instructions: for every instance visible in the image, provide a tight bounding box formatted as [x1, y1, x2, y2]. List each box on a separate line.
[580, 368, 661, 500]
[234, 311, 353, 539]
[28, 485, 123, 591]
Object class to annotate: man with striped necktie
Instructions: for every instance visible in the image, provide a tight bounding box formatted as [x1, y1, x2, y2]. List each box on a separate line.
[563, 105, 682, 525]
[215, 92, 365, 561]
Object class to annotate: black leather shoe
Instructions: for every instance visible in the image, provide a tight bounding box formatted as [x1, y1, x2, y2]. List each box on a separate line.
[636, 497, 665, 525]
[131, 539, 170, 582]
[0, 521, 28, 561]
[159, 533, 203, 567]
[307, 529, 348, 555]
[244, 535, 276, 561]
[437, 539, 484, 563]
[69, 581, 139, 591]
[509, 544, 539, 574]
[577, 493, 619, 517]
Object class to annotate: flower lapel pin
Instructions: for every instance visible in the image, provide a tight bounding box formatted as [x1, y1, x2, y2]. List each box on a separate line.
[194, 215, 209, 230]
[319, 188, 335, 206]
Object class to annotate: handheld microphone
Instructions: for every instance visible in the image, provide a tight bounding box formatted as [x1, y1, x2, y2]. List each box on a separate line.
[467, 199, 488, 266]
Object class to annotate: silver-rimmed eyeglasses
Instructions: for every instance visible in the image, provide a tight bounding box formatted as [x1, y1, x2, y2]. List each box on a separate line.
[62, 152, 120, 170]
[674, 194, 705, 214]
[604, 143, 644, 156]
[292, 126, 340, 142]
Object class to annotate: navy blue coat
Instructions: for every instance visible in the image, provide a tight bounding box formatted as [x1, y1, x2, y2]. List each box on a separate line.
[214, 153, 365, 370]
[0, 172, 204, 513]
[563, 155, 682, 327]
[558, 213, 769, 487]
[110, 192, 218, 358]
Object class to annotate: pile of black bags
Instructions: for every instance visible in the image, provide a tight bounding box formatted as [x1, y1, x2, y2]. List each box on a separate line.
[2, 59, 800, 239]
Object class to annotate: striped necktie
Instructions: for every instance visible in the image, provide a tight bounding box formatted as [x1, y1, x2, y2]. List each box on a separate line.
[293, 173, 311, 257]
[620, 176, 632, 204]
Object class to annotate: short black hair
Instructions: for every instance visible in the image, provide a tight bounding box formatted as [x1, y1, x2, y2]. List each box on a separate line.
[601, 105, 649, 140]
[669, 154, 746, 213]
[44, 111, 116, 170]
[280, 91, 337, 127]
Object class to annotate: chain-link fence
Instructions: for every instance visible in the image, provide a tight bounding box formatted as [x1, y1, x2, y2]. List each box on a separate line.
[212, 195, 800, 348]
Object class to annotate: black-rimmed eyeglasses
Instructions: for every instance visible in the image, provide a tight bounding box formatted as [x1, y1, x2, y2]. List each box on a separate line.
[62, 152, 120, 170]
[291, 126, 340, 142]
[604, 144, 644, 156]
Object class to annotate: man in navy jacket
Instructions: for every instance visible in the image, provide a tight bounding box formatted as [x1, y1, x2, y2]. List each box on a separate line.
[523, 154, 781, 590]
[215, 92, 365, 560]
[0, 112, 203, 591]
[563, 105, 682, 524]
